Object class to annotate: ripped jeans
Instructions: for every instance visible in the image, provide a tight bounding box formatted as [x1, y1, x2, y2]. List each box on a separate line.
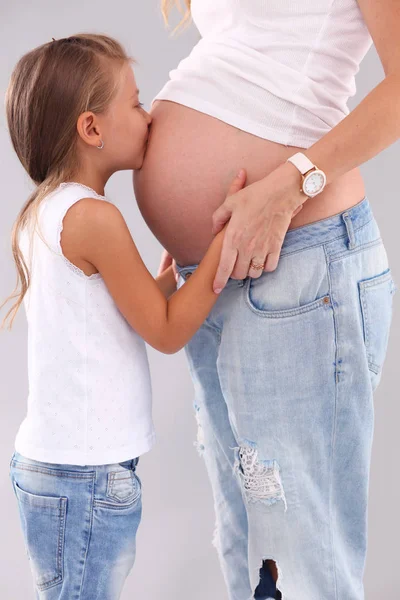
[176, 197, 396, 600]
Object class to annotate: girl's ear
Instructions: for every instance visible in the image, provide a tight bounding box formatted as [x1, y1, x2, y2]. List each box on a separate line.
[76, 111, 102, 149]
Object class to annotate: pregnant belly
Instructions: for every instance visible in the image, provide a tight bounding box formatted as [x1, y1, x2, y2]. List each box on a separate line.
[133, 100, 365, 266]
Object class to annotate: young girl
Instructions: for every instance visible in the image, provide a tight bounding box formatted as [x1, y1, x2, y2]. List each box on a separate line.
[1, 33, 247, 599]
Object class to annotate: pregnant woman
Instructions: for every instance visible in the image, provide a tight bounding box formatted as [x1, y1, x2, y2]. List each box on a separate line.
[134, 1, 399, 599]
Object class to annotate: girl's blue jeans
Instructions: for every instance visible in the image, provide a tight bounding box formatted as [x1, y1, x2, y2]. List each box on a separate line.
[9, 452, 141, 599]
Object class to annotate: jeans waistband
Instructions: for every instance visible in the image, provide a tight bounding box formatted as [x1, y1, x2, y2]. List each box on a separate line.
[10, 450, 136, 471]
[175, 196, 373, 278]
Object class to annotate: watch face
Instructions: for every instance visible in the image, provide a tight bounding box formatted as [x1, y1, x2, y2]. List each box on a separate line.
[303, 170, 326, 196]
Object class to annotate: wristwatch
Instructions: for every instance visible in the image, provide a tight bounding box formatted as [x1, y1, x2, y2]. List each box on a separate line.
[286, 152, 327, 198]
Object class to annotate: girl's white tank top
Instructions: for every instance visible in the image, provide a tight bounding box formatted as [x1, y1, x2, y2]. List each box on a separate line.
[14, 182, 155, 465]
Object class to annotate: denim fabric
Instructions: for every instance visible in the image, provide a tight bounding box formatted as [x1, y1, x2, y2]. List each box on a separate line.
[9, 451, 141, 599]
[176, 197, 396, 600]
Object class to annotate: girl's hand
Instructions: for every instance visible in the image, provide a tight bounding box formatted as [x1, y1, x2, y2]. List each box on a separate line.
[158, 249, 178, 282]
[157, 248, 173, 277]
[211, 161, 306, 293]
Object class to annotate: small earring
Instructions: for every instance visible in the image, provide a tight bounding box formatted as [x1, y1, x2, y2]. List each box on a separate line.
[97, 140, 104, 150]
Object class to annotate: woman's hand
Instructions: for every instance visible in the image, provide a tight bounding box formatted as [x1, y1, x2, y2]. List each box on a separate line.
[211, 161, 306, 293]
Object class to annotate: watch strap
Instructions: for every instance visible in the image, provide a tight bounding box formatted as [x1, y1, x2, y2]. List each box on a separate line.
[286, 152, 316, 175]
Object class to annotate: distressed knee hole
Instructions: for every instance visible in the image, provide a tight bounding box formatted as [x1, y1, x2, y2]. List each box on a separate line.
[234, 445, 287, 511]
[255, 558, 283, 600]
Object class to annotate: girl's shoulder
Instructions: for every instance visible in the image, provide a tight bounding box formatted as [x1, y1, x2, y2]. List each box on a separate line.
[35, 182, 115, 260]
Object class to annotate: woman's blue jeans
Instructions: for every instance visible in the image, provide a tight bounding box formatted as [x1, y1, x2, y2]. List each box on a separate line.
[176, 197, 396, 600]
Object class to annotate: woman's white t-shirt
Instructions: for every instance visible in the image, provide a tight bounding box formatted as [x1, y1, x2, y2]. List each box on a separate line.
[14, 182, 155, 465]
[154, 0, 373, 148]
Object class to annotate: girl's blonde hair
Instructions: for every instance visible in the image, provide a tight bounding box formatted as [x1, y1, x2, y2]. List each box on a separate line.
[0, 34, 132, 330]
[162, 0, 192, 29]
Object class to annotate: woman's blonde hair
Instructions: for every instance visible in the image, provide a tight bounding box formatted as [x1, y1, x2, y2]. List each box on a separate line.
[162, 0, 191, 29]
[0, 34, 132, 330]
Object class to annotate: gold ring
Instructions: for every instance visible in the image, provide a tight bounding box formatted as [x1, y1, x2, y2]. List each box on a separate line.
[250, 260, 265, 271]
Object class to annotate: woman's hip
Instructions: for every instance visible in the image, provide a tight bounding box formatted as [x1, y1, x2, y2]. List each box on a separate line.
[181, 196, 396, 420]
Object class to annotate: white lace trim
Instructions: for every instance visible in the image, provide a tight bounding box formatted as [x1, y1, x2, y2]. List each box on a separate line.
[58, 181, 107, 200]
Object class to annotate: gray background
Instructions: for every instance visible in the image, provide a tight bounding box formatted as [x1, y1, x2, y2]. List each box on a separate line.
[0, 1, 398, 598]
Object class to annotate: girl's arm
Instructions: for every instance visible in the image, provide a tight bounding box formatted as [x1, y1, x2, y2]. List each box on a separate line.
[65, 172, 245, 354]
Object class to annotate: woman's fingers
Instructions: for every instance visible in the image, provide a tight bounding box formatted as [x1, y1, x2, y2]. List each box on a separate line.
[245, 205, 302, 277]
[263, 251, 281, 273]
[247, 205, 301, 281]
[212, 169, 247, 234]
[213, 163, 306, 290]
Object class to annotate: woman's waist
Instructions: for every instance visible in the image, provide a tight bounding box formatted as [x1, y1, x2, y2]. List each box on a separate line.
[135, 101, 366, 266]
[287, 168, 366, 230]
[175, 196, 378, 278]
[137, 172, 366, 267]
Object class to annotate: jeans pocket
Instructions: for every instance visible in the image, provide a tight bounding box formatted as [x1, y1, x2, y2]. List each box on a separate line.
[245, 272, 331, 318]
[244, 246, 330, 318]
[358, 268, 396, 389]
[106, 469, 141, 504]
[12, 480, 67, 591]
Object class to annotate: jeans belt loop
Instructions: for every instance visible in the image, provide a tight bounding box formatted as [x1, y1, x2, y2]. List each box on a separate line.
[342, 211, 356, 250]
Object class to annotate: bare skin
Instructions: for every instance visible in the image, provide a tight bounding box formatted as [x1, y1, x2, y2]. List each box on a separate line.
[136, 0, 400, 293]
[134, 100, 366, 268]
